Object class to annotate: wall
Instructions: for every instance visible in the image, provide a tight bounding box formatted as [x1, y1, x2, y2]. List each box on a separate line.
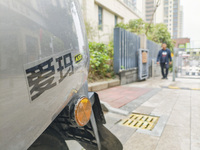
[136, 0, 146, 20]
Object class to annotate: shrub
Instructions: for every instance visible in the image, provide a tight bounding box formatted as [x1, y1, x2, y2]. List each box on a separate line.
[89, 42, 114, 81]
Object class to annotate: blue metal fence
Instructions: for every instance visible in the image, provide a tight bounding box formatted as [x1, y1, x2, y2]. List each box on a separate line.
[114, 28, 140, 73]
[114, 28, 161, 74]
[147, 40, 161, 66]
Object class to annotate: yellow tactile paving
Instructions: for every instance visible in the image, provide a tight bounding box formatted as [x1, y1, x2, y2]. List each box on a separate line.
[191, 88, 200, 91]
[121, 113, 159, 130]
[168, 86, 180, 89]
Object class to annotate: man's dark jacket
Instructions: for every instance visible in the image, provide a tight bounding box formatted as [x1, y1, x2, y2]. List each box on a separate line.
[157, 49, 172, 63]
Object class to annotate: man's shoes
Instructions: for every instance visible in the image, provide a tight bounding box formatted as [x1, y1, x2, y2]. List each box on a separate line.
[162, 77, 165, 79]
[165, 77, 168, 79]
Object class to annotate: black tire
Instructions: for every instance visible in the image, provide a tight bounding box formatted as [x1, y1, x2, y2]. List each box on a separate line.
[28, 127, 69, 150]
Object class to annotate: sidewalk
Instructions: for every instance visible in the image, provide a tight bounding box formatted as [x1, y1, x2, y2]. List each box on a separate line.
[101, 76, 200, 150]
[97, 86, 152, 108]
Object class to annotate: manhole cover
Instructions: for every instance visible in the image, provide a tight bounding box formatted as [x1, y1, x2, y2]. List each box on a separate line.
[120, 113, 159, 130]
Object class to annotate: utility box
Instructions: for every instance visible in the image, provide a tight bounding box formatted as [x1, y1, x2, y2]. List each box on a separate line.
[138, 49, 149, 80]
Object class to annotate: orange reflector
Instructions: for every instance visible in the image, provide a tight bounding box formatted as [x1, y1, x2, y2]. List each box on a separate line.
[74, 97, 92, 126]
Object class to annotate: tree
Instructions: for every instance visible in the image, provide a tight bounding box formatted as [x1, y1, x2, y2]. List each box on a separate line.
[116, 19, 175, 51]
[147, 23, 175, 51]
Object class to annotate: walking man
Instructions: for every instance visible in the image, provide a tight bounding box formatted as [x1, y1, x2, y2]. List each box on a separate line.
[157, 43, 172, 79]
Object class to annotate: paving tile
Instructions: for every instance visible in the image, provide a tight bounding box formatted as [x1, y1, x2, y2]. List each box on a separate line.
[167, 109, 190, 128]
[104, 112, 125, 129]
[97, 86, 152, 108]
[151, 98, 177, 116]
[109, 124, 137, 145]
[191, 127, 200, 150]
[109, 97, 132, 108]
[191, 107, 200, 150]
[120, 88, 161, 112]
[123, 132, 159, 150]
[133, 106, 155, 114]
[155, 125, 190, 150]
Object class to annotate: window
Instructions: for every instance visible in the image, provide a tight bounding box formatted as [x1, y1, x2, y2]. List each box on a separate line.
[174, 9, 178, 13]
[173, 5, 177, 8]
[146, 14, 152, 17]
[173, 14, 178, 17]
[98, 6, 103, 30]
[146, 1, 154, 5]
[146, 10, 153, 13]
[115, 15, 118, 26]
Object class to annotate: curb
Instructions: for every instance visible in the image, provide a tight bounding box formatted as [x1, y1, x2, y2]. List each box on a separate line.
[88, 79, 120, 92]
[100, 101, 129, 116]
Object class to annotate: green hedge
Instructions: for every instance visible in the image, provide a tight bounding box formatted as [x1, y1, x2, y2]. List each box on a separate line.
[89, 42, 114, 81]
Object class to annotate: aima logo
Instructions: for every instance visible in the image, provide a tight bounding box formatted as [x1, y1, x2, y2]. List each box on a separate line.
[75, 54, 83, 63]
[25, 52, 74, 101]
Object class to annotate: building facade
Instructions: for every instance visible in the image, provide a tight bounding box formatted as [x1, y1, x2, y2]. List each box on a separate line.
[163, 0, 183, 38]
[79, 0, 145, 43]
[145, 0, 156, 23]
[174, 38, 190, 48]
[145, 0, 164, 24]
[179, 5, 183, 37]
[145, 0, 183, 38]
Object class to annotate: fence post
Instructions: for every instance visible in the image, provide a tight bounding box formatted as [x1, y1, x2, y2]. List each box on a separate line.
[139, 33, 147, 49]
[152, 59, 154, 78]
[114, 28, 121, 73]
[173, 48, 177, 81]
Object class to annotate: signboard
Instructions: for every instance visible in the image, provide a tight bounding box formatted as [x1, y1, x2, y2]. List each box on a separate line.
[142, 51, 147, 63]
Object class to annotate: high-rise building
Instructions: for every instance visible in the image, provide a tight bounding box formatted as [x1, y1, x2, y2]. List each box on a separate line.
[145, 0, 165, 24]
[145, 0, 156, 23]
[173, 0, 179, 38]
[163, 0, 183, 38]
[163, 0, 173, 36]
[179, 6, 183, 37]
[145, 0, 183, 38]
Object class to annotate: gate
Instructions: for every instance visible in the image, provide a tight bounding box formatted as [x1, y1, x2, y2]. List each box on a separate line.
[113, 28, 140, 73]
[173, 48, 200, 81]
